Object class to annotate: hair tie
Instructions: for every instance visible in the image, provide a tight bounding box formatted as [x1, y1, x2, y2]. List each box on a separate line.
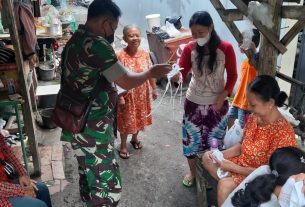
[271, 170, 279, 177]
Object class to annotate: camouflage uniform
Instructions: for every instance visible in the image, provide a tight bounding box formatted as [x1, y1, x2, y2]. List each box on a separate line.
[61, 25, 127, 207]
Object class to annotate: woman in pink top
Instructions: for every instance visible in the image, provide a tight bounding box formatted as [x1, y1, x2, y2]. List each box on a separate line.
[172, 11, 237, 187]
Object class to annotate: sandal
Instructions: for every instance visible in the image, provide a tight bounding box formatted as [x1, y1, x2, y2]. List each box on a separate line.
[204, 180, 213, 190]
[182, 175, 195, 187]
[130, 140, 142, 150]
[119, 151, 130, 159]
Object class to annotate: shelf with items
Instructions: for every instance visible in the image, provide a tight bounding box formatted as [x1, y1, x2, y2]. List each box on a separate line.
[0, 0, 41, 175]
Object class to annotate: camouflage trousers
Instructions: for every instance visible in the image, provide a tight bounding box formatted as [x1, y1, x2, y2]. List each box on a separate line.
[71, 129, 122, 207]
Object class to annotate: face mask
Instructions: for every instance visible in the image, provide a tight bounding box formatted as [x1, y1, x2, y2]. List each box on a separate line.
[103, 20, 115, 44]
[196, 32, 210, 46]
[105, 33, 115, 44]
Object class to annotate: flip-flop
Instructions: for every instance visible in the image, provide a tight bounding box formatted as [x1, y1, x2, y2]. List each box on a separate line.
[204, 180, 213, 190]
[130, 141, 142, 150]
[119, 151, 130, 159]
[182, 175, 195, 187]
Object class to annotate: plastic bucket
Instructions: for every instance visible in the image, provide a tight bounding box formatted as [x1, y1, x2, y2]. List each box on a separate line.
[46, 24, 62, 36]
[145, 14, 161, 32]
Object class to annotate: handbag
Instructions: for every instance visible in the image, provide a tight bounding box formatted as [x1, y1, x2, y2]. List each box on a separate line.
[52, 78, 102, 134]
[0, 160, 18, 179]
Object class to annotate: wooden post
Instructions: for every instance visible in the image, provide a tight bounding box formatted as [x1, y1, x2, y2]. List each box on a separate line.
[6, 0, 41, 175]
[258, 0, 283, 76]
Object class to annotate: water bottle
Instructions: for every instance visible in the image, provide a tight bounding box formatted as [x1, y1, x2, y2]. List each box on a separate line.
[210, 138, 219, 151]
[210, 138, 219, 164]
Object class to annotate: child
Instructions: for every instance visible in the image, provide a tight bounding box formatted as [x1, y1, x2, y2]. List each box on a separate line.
[227, 29, 260, 129]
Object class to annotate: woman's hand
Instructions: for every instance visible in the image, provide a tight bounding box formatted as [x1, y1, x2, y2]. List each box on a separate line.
[171, 73, 181, 83]
[25, 186, 36, 197]
[202, 150, 217, 165]
[19, 176, 31, 188]
[213, 90, 228, 111]
[205, 151, 214, 162]
[20, 176, 37, 197]
[152, 88, 157, 100]
[215, 159, 236, 172]
[149, 64, 172, 79]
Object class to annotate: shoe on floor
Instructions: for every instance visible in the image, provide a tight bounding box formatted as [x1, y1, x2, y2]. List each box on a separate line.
[119, 151, 130, 159]
[130, 140, 142, 149]
[204, 180, 213, 190]
[182, 175, 195, 187]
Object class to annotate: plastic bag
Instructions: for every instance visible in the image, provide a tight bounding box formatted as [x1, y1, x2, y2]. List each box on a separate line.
[248, 1, 274, 29]
[240, 28, 254, 50]
[0, 21, 4, 34]
[165, 21, 181, 38]
[211, 150, 230, 179]
[0, 118, 6, 130]
[224, 119, 243, 149]
[278, 107, 300, 127]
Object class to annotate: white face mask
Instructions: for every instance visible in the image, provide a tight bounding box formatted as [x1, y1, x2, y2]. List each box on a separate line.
[196, 33, 210, 46]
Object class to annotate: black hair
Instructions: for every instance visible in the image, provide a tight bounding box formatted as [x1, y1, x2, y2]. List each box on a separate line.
[252, 29, 260, 48]
[189, 11, 221, 75]
[232, 147, 305, 207]
[87, 0, 122, 21]
[247, 75, 288, 107]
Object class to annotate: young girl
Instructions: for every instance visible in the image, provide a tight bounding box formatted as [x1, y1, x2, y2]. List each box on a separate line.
[231, 147, 305, 207]
[172, 11, 238, 187]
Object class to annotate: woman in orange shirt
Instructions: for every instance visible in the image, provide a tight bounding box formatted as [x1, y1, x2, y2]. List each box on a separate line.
[116, 25, 157, 159]
[202, 75, 297, 206]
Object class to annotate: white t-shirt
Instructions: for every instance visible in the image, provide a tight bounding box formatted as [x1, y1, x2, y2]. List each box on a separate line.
[222, 165, 305, 207]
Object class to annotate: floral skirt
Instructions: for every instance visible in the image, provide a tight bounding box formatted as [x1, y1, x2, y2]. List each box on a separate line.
[182, 99, 228, 158]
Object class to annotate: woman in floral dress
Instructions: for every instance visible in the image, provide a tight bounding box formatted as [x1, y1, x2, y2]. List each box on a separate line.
[202, 75, 297, 206]
[116, 25, 157, 159]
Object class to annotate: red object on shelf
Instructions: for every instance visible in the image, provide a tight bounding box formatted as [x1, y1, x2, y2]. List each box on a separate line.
[146, 28, 193, 64]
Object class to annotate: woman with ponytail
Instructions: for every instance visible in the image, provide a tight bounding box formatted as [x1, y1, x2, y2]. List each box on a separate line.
[230, 147, 305, 207]
[202, 75, 298, 205]
[171, 11, 238, 187]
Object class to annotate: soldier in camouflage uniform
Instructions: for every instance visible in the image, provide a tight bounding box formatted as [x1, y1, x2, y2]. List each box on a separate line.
[60, 0, 171, 206]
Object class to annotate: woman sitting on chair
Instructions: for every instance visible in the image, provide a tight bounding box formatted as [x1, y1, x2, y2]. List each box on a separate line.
[202, 75, 298, 206]
[0, 131, 52, 207]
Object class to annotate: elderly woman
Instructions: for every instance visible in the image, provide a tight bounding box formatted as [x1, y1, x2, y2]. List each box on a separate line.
[202, 75, 298, 206]
[116, 25, 157, 159]
[0, 132, 52, 207]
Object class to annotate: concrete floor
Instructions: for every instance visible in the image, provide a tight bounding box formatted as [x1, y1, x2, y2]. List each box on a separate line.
[46, 88, 198, 207]
[35, 6, 197, 207]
